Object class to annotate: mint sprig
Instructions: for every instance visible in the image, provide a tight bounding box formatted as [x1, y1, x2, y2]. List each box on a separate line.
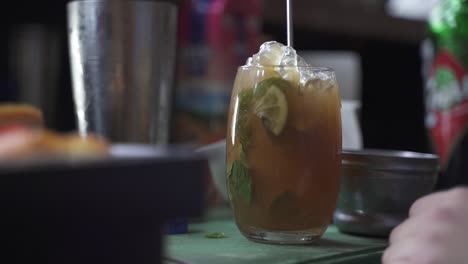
[227, 160, 252, 204]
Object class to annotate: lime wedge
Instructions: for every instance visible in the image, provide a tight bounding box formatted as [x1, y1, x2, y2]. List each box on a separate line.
[254, 77, 290, 97]
[253, 78, 289, 135]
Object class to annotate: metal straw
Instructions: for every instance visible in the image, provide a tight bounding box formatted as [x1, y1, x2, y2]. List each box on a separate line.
[286, 0, 294, 47]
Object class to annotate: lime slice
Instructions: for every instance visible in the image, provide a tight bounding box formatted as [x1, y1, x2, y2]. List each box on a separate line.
[254, 77, 290, 97]
[253, 78, 289, 135]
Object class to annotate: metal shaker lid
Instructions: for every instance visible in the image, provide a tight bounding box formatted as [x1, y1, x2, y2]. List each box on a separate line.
[342, 149, 439, 172]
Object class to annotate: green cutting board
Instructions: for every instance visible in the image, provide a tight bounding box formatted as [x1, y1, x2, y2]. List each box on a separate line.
[165, 209, 388, 264]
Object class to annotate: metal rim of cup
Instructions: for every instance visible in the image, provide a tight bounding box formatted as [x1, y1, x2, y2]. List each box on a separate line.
[342, 149, 439, 173]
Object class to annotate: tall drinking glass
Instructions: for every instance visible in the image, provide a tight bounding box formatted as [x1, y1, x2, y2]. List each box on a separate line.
[226, 65, 342, 244]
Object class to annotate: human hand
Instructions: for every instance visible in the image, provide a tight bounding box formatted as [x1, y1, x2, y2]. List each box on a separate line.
[382, 187, 468, 264]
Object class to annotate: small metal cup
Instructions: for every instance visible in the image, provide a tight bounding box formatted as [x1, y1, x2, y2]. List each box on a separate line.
[334, 149, 439, 237]
[67, 0, 177, 144]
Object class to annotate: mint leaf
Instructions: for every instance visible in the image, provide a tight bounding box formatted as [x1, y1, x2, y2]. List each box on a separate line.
[238, 89, 253, 112]
[237, 122, 251, 151]
[228, 160, 252, 204]
[236, 89, 253, 151]
[204, 232, 226, 239]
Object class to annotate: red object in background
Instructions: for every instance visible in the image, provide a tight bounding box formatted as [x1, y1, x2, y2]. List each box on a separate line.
[425, 0, 468, 189]
[428, 50, 468, 166]
[430, 100, 468, 165]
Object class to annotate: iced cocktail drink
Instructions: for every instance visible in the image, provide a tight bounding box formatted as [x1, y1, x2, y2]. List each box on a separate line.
[226, 42, 342, 244]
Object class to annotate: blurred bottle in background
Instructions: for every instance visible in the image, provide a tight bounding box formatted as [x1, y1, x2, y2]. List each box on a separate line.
[423, 0, 468, 189]
[173, 0, 262, 145]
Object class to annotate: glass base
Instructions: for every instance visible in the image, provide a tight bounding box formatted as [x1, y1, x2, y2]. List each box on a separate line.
[240, 226, 324, 245]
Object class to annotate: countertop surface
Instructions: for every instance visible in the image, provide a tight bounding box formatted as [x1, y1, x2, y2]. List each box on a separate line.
[164, 208, 388, 264]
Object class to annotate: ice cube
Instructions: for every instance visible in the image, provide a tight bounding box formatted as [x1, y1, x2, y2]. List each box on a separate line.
[299, 66, 314, 87]
[298, 65, 334, 87]
[275, 65, 300, 85]
[277, 44, 302, 85]
[246, 41, 316, 87]
[297, 55, 309, 67]
[251, 41, 284, 66]
[299, 69, 311, 87]
[302, 75, 336, 93]
[295, 55, 311, 85]
[280, 45, 298, 66]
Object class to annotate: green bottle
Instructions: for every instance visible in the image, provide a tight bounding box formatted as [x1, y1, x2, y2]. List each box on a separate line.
[424, 0, 468, 190]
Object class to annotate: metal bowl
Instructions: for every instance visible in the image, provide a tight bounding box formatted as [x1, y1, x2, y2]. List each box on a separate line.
[333, 149, 439, 237]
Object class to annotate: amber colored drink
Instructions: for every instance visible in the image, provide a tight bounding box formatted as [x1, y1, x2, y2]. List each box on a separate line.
[226, 66, 342, 244]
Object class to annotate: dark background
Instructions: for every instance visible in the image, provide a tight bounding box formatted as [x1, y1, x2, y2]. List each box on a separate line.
[4, 1, 76, 131]
[2, 0, 432, 153]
